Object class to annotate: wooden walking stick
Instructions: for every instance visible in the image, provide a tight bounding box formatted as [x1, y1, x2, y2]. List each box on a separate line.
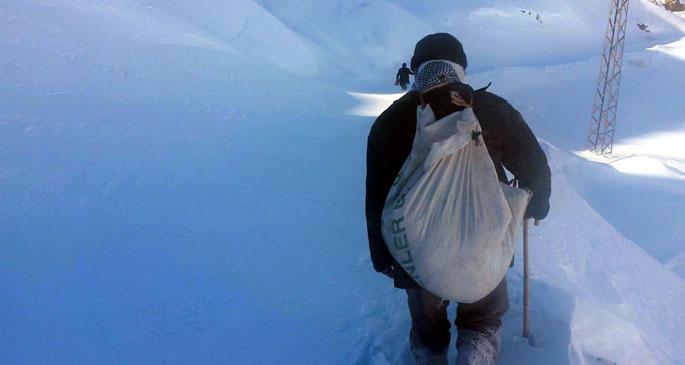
[523, 219, 540, 345]
[523, 219, 530, 339]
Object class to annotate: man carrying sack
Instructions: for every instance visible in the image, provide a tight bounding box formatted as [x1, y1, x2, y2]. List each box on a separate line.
[365, 33, 551, 364]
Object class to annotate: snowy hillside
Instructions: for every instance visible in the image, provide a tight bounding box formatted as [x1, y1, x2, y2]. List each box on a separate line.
[1, 1, 684, 364]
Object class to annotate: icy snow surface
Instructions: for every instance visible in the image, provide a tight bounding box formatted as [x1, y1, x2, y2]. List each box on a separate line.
[1, 1, 684, 364]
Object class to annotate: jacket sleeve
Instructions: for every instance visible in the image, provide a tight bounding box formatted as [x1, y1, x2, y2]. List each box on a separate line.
[500, 106, 552, 220]
[365, 126, 394, 272]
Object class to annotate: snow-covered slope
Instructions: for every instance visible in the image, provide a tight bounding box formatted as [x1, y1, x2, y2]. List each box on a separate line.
[1, 1, 684, 364]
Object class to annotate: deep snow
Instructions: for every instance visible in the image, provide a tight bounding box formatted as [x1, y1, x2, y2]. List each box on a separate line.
[1, 1, 684, 364]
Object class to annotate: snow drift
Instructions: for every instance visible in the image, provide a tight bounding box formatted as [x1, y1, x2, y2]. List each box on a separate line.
[1, 0, 684, 364]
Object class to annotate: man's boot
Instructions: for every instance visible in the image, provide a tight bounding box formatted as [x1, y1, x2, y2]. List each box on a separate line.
[410, 329, 448, 365]
[455, 326, 501, 365]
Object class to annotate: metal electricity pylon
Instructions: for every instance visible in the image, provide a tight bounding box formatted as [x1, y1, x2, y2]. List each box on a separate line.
[586, 0, 630, 155]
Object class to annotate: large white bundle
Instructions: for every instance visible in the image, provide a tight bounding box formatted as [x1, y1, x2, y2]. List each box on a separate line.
[382, 105, 530, 303]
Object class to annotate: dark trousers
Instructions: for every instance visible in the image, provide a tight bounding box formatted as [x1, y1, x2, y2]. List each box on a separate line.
[406, 278, 509, 352]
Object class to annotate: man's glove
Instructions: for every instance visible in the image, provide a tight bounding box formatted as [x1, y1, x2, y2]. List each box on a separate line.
[525, 191, 550, 220]
[371, 250, 396, 280]
[380, 265, 396, 280]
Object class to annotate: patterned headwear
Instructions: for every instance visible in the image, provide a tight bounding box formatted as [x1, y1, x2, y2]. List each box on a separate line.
[413, 60, 467, 91]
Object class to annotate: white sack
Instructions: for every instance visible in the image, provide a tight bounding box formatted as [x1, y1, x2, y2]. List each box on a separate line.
[382, 105, 531, 303]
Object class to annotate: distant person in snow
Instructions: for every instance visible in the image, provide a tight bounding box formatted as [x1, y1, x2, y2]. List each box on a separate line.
[396, 62, 414, 90]
[366, 33, 551, 365]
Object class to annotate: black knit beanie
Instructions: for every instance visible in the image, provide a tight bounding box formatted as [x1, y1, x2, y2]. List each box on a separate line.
[410, 33, 468, 72]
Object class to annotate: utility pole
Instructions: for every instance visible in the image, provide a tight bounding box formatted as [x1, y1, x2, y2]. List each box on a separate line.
[586, 0, 630, 155]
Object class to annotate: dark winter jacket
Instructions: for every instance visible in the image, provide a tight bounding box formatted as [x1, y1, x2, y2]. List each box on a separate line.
[396, 67, 414, 85]
[365, 89, 551, 289]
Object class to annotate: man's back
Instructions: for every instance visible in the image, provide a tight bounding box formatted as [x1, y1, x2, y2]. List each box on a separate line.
[366, 88, 551, 288]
